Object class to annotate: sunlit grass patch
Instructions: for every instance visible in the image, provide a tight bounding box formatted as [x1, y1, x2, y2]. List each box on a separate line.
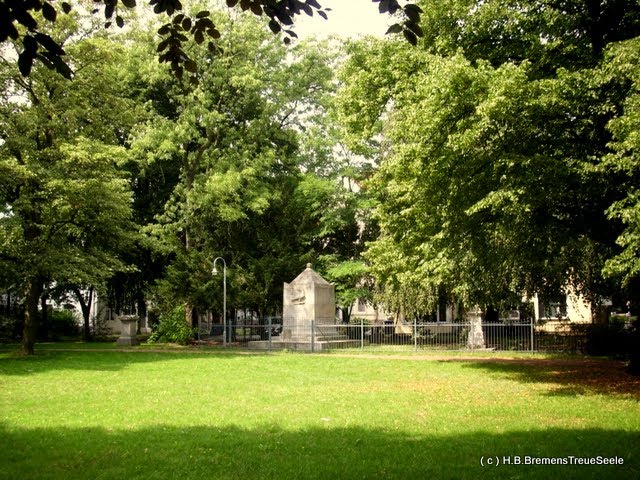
[0, 350, 638, 479]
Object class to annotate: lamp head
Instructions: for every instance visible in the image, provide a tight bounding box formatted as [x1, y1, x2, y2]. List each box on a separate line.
[212, 266, 218, 276]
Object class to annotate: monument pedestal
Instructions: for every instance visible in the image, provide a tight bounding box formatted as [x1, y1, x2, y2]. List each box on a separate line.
[116, 315, 140, 346]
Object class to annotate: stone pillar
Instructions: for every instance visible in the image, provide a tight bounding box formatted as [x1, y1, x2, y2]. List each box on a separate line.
[116, 315, 140, 346]
[467, 306, 485, 349]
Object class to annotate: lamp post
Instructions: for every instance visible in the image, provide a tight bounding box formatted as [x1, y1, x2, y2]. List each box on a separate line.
[212, 257, 227, 347]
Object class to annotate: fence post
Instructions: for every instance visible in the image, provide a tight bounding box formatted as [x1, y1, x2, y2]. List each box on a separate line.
[360, 318, 364, 350]
[530, 316, 534, 353]
[414, 318, 418, 352]
[268, 316, 272, 352]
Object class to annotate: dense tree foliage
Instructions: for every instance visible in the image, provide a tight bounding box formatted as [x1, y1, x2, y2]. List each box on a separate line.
[336, 0, 640, 315]
[103, 11, 365, 331]
[1, 3, 371, 351]
[4, 0, 639, 361]
[0, 15, 143, 353]
[600, 38, 640, 286]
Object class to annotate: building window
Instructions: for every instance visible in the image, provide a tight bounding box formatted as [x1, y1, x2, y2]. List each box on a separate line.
[357, 298, 366, 313]
[539, 296, 567, 320]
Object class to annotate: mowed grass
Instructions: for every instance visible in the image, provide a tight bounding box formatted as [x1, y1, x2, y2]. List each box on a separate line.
[0, 349, 638, 479]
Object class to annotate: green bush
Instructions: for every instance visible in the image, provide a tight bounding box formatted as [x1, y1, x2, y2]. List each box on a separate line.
[0, 314, 22, 342]
[148, 305, 195, 345]
[47, 309, 81, 339]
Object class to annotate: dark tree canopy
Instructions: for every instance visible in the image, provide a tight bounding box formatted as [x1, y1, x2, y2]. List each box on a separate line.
[1, 0, 423, 79]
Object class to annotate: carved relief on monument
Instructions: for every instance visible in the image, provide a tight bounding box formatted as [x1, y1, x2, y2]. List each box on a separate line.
[290, 287, 306, 305]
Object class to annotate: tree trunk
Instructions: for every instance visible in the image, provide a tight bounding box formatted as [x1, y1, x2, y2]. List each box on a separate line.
[22, 279, 43, 355]
[628, 327, 640, 376]
[137, 293, 147, 333]
[74, 287, 94, 342]
[628, 353, 640, 376]
[585, 0, 604, 59]
[341, 306, 351, 324]
[40, 293, 49, 340]
[185, 304, 195, 328]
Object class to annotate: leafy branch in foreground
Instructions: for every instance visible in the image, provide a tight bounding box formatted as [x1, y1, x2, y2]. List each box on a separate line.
[1, 0, 423, 80]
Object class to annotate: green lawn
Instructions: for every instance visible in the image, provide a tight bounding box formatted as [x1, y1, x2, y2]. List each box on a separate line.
[0, 348, 638, 479]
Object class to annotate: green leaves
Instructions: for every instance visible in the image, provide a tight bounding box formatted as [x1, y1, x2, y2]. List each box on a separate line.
[132, 14, 343, 313]
[0, 29, 149, 327]
[3, 0, 422, 81]
[18, 45, 35, 77]
[403, 29, 418, 46]
[338, 24, 637, 311]
[599, 38, 640, 285]
[385, 24, 403, 35]
[375, 2, 424, 45]
[156, 10, 223, 80]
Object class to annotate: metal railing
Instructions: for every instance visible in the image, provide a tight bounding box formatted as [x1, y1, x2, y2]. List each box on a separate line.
[199, 318, 588, 354]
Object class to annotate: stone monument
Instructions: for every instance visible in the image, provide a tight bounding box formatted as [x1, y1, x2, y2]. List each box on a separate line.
[281, 263, 336, 342]
[116, 314, 140, 346]
[466, 306, 486, 349]
[249, 263, 360, 351]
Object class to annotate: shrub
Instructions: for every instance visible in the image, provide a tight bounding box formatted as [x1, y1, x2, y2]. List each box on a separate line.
[585, 319, 636, 358]
[0, 314, 22, 343]
[47, 309, 81, 340]
[148, 305, 195, 345]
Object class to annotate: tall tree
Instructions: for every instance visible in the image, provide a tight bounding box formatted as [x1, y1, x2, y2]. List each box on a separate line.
[0, 17, 141, 353]
[130, 11, 340, 324]
[417, 0, 640, 72]
[336, 0, 640, 316]
[600, 37, 640, 286]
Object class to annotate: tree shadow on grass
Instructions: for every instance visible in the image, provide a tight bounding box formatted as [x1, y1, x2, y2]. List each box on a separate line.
[457, 358, 640, 398]
[0, 424, 637, 480]
[0, 348, 267, 375]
